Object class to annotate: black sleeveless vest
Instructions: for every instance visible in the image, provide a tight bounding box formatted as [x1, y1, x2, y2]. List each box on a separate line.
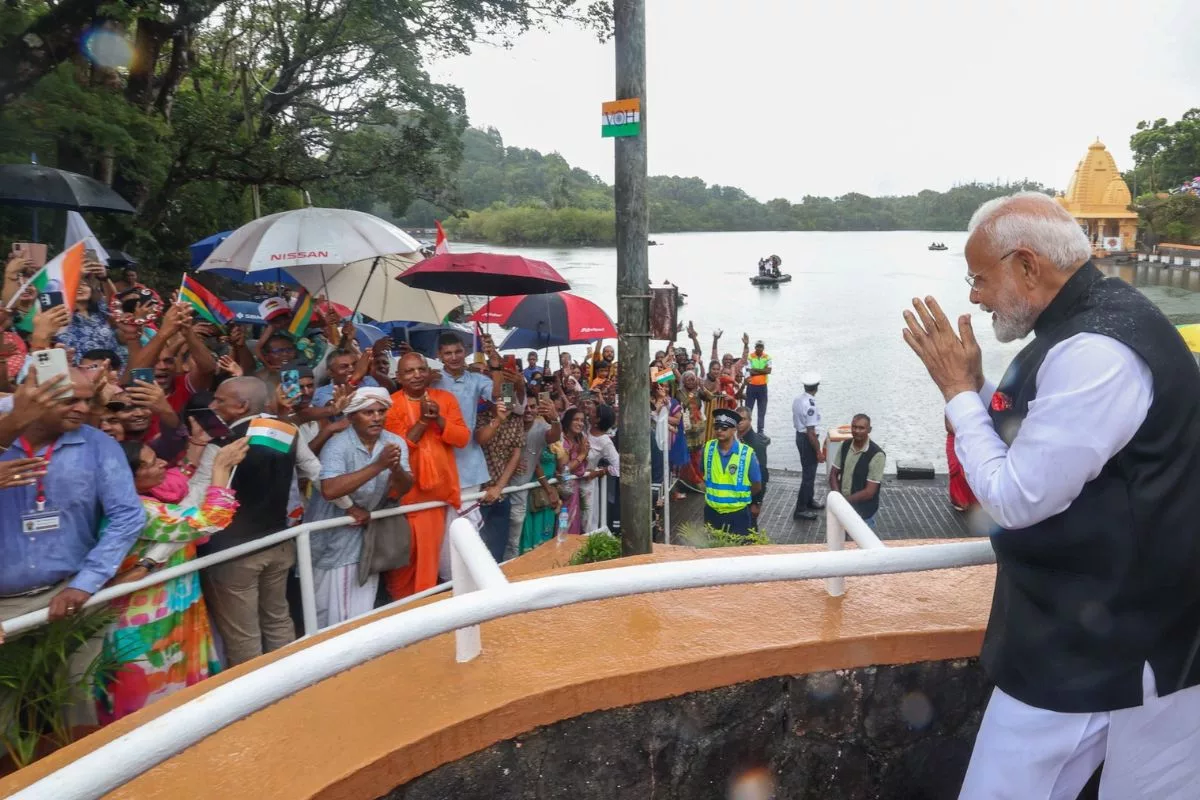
[983, 262, 1200, 712]
[197, 415, 298, 555]
[836, 439, 884, 519]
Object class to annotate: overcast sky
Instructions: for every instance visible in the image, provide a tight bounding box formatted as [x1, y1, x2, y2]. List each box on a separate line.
[429, 0, 1200, 200]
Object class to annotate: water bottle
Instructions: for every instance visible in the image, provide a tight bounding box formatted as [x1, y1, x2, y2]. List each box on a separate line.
[557, 506, 570, 543]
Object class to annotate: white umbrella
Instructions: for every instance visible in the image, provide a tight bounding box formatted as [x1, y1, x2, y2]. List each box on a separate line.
[288, 255, 461, 325]
[198, 207, 421, 272]
[197, 207, 459, 323]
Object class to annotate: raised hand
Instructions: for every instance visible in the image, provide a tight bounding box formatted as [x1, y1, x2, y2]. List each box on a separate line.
[127, 379, 169, 414]
[494, 400, 511, 422]
[217, 353, 243, 377]
[901, 296, 984, 401]
[11, 368, 69, 427]
[212, 438, 250, 470]
[379, 443, 402, 471]
[421, 394, 440, 419]
[331, 382, 354, 413]
[741, 332, 749, 346]
[228, 325, 246, 349]
[187, 417, 212, 447]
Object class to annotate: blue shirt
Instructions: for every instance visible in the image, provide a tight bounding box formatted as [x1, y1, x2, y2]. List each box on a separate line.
[433, 369, 495, 487]
[312, 376, 378, 408]
[0, 426, 146, 595]
[56, 305, 126, 365]
[305, 429, 410, 570]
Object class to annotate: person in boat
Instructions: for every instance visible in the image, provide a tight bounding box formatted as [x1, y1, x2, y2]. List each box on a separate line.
[757, 258, 769, 277]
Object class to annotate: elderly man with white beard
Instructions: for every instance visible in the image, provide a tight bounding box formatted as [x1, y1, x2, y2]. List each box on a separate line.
[902, 192, 1200, 799]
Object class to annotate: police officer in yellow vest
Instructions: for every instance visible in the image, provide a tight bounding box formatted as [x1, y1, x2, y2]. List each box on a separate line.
[744, 339, 771, 436]
[703, 408, 764, 535]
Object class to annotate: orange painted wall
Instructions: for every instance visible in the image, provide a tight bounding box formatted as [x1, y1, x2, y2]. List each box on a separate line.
[0, 540, 995, 799]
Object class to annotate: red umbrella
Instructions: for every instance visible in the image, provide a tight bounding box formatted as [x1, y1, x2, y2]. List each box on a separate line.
[396, 252, 569, 296]
[469, 292, 616, 341]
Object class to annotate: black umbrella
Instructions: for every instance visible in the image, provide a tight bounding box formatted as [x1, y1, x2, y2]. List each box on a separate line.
[0, 164, 135, 213]
[105, 250, 138, 268]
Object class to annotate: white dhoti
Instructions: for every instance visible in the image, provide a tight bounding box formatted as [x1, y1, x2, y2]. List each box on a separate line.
[439, 484, 484, 581]
[313, 564, 378, 630]
[960, 664, 1200, 799]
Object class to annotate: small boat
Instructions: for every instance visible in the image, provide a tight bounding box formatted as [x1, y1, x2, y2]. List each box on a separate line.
[928, 243, 948, 251]
[750, 273, 792, 286]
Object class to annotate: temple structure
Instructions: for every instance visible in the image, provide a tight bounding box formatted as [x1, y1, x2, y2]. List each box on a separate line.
[1056, 139, 1139, 252]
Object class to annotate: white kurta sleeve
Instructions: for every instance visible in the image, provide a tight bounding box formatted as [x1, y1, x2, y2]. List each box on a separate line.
[944, 333, 1153, 530]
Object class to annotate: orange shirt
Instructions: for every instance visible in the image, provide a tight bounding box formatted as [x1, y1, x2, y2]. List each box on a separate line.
[383, 388, 470, 507]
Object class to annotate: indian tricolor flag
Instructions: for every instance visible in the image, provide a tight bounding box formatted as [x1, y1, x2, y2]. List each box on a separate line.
[246, 418, 297, 454]
[8, 242, 84, 312]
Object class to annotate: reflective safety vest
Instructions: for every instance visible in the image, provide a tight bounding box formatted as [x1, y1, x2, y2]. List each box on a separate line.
[748, 353, 770, 386]
[704, 439, 753, 513]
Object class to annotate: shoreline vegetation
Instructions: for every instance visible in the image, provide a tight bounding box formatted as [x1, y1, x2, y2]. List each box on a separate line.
[414, 130, 1055, 247]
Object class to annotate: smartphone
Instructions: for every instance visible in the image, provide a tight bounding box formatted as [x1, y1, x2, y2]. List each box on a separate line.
[281, 368, 301, 400]
[37, 291, 64, 311]
[189, 408, 232, 440]
[501, 380, 515, 406]
[502, 354, 518, 373]
[13, 242, 47, 268]
[129, 367, 155, 385]
[32, 349, 71, 396]
[538, 391, 551, 405]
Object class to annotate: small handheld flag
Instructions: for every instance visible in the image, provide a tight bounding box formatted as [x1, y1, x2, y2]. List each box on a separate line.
[434, 220, 450, 255]
[180, 274, 234, 327]
[246, 418, 297, 453]
[288, 287, 314, 337]
[7, 242, 85, 312]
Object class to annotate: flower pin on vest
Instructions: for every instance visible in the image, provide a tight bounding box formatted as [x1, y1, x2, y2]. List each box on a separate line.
[990, 391, 1013, 412]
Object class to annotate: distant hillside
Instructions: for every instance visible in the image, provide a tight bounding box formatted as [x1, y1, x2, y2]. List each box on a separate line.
[397, 127, 1054, 246]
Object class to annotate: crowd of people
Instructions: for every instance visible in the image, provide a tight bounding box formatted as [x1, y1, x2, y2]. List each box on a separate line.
[0, 238, 891, 737]
[0, 248, 813, 730]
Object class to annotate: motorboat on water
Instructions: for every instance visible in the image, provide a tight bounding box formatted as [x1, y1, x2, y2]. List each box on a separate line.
[928, 242, 948, 251]
[752, 254, 790, 286]
[750, 273, 792, 286]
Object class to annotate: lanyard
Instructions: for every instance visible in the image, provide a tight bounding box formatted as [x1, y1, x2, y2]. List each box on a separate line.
[18, 438, 54, 511]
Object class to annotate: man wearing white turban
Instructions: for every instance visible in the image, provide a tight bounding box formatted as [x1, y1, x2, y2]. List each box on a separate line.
[302, 386, 413, 627]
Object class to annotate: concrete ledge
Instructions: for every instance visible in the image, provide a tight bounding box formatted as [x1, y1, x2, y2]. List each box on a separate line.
[0, 539, 995, 800]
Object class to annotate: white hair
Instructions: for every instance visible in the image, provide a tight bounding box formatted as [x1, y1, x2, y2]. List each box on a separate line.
[967, 192, 1091, 271]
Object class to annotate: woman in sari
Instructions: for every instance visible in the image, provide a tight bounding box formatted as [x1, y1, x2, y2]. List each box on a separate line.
[95, 438, 247, 724]
[520, 444, 563, 553]
[560, 407, 589, 534]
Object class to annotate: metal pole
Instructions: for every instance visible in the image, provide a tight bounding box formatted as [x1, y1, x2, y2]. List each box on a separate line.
[662, 427, 671, 544]
[614, 0, 651, 556]
[294, 530, 319, 636]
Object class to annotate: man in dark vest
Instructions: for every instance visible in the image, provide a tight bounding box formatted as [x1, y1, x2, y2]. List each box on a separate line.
[903, 192, 1200, 798]
[828, 413, 885, 527]
[187, 376, 355, 665]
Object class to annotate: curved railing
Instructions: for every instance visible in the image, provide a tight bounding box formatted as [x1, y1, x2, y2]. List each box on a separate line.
[9, 492, 995, 800]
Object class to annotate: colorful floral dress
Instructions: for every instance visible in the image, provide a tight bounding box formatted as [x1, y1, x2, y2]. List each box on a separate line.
[94, 486, 237, 724]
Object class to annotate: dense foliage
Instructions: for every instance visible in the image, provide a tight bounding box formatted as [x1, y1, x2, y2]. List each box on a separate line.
[434, 129, 1055, 245]
[0, 0, 611, 273]
[1126, 110, 1200, 244]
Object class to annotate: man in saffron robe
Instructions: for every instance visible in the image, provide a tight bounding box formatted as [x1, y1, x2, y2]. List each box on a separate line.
[383, 352, 470, 598]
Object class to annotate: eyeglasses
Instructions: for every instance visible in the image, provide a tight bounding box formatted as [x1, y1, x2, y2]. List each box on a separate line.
[964, 250, 1019, 289]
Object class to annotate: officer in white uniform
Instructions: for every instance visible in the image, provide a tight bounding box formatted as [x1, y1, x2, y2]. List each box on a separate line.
[791, 372, 824, 520]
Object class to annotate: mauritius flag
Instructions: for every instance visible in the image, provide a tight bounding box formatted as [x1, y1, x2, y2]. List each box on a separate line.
[287, 287, 314, 337]
[180, 274, 234, 327]
[246, 417, 298, 453]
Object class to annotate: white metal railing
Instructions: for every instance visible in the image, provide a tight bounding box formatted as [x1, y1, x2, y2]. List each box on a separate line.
[11, 525, 998, 800]
[823, 491, 886, 596]
[0, 476, 581, 639]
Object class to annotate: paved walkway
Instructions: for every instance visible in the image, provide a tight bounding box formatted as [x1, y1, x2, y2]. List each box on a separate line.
[667, 470, 986, 545]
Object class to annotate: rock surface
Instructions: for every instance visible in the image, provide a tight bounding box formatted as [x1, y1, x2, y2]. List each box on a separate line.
[385, 659, 992, 800]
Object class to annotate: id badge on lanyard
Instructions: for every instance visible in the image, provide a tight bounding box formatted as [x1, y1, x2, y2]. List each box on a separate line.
[18, 438, 60, 534]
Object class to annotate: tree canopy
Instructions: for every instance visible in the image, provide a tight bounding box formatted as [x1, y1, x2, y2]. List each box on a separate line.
[0, 0, 610, 271]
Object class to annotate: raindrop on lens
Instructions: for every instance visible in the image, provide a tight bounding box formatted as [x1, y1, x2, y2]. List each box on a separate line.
[728, 766, 775, 800]
[900, 691, 933, 730]
[81, 26, 134, 69]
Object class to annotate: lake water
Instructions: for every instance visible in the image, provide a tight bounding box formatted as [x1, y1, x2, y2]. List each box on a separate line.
[479, 232, 1200, 471]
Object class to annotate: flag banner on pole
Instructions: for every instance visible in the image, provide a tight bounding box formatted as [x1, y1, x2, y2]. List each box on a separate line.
[434, 220, 450, 255]
[8, 242, 85, 313]
[246, 417, 297, 453]
[288, 287, 314, 337]
[180, 274, 234, 326]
